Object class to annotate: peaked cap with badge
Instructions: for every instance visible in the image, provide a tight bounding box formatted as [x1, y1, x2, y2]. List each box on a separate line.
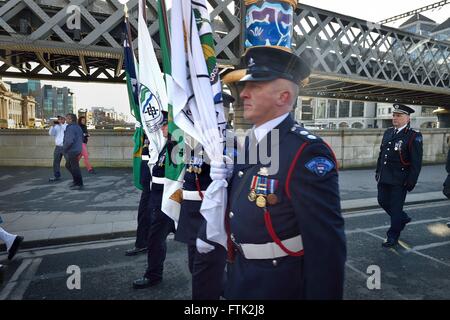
[225, 45, 346, 300]
[240, 46, 311, 84]
[393, 103, 415, 115]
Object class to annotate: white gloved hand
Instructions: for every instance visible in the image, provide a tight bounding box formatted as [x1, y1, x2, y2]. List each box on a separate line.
[210, 156, 234, 181]
[196, 238, 215, 254]
[210, 160, 227, 181]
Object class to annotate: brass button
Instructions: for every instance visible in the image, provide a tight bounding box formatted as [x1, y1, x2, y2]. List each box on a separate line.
[272, 260, 278, 267]
[238, 171, 244, 178]
[229, 212, 234, 218]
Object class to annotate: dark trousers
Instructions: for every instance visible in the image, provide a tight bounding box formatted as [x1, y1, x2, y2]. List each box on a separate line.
[135, 160, 151, 249]
[377, 183, 409, 240]
[187, 243, 227, 300]
[144, 208, 175, 281]
[135, 189, 151, 249]
[64, 152, 83, 186]
[53, 146, 64, 178]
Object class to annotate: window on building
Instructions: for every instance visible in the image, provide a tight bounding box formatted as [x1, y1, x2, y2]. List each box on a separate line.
[339, 100, 350, 118]
[316, 99, 326, 119]
[351, 101, 364, 117]
[300, 98, 313, 121]
[351, 122, 363, 129]
[328, 100, 337, 118]
[388, 108, 392, 114]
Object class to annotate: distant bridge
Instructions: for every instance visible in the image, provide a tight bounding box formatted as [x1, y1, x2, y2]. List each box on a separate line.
[0, 0, 449, 107]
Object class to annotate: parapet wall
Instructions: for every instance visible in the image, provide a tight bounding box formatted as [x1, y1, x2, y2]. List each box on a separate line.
[0, 128, 449, 169]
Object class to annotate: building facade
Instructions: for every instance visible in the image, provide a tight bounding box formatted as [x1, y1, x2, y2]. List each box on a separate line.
[0, 80, 36, 128]
[297, 97, 377, 129]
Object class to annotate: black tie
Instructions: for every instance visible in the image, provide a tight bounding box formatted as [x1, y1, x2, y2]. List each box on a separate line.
[393, 129, 398, 136]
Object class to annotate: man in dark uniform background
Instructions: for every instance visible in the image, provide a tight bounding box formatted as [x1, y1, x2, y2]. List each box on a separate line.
[133, 111, 176, 289]
[174, 93, 234, 300]
[125, 133, 151, 256]
[211, 47, 347, 300]
[376, 104, 423, 247]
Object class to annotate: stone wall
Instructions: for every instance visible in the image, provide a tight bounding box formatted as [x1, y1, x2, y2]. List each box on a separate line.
[318, 128, 450, 169]
[0, 128, 449, 169]
[0, 129, 134, 167]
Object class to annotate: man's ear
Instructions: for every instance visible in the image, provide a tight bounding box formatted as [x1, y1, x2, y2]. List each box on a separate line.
[278, 90, 291, 106]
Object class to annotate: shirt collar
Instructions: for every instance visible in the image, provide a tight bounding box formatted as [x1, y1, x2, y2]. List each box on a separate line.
[252, 113, 289, 143]
[395, 123, 408, 133]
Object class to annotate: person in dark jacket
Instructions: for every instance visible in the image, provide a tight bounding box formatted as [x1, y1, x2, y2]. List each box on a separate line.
[376, 104, 423, 247]
[133, 112, 176, 289]
[63, 113, 84, 190]
[444, 148, 450, 197]
[77, 116, 95, 174]
[444, 148, 450, 207]
[212, 47, 346, 300]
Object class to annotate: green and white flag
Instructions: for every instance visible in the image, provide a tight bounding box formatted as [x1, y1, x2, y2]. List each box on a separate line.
[123, 16, 143, 191]
[171, 0, 228, 249]
[159, 0, 185, 223]
[138, 0, 167, 167]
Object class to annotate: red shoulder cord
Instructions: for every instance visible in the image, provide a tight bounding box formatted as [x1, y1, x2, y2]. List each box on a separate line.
[195, 174, 204, 200]
[260, 142, 309, 257]
[399, 132, 416, 166]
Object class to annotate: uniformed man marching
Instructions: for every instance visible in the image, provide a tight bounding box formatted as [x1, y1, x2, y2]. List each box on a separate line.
[174, 142, 227, 300]
[133, 111, 176, 289]
[376, 104, 423, 248]
[125, 133, 151, 256]
[211, 47, 347, 300]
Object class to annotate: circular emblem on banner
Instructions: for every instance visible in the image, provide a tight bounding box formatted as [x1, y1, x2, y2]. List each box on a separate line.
[139, 84, 163, 133]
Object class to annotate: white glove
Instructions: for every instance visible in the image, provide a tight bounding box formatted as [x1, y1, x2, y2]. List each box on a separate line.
[196, 238, 215, 254]
[210, 156, 233, 181]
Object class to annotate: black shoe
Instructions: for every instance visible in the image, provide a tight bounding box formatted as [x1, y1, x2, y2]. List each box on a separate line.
[447, 222, 450, 228]
[125, 247, 147, 256]
[382, 238, 398, 248]
[88, 169, 96, 174]
[132, 277, 162, 289]
[69, 184, 84, 190]
[49, 177, 61, 182]
[8, 236, 24, 260]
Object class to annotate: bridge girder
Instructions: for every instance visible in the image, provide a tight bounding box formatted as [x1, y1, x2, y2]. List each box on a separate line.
[0, 0, 449, 107]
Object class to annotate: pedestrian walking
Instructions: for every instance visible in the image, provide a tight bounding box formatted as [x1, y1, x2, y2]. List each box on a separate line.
[48, 115, 67, 182]
[77, 116, 95, 174]
[63, 113, 84, 190]
[0, 216, 24, 261]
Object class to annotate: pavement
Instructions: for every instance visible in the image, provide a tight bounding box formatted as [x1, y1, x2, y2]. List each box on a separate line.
[0, 164, 448, 250]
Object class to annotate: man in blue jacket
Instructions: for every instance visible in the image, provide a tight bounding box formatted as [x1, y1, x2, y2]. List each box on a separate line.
[63, 113, 84, 190]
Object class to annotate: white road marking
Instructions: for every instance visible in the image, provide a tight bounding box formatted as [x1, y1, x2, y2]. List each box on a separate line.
[344, 201, 450, 218]
[0, 238, 135, 260]
[8, 258, 42, 300]
[0, 258, 32, 300]
[364, 231, 450, 268]
[346, 217, 449, 235]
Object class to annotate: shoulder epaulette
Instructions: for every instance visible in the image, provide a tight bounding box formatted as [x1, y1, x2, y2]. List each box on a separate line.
[289, 123, 322, 143]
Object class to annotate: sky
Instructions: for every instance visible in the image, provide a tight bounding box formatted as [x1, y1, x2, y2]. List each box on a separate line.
[4, 0, 450, 119]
